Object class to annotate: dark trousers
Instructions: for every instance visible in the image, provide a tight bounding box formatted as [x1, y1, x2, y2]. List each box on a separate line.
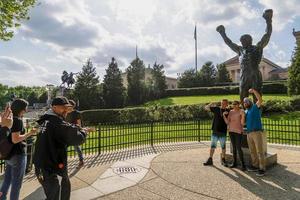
[41, 169, 71, 200]
[229, 132, 245, 166]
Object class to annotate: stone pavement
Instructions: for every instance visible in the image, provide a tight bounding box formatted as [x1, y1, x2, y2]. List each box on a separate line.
[15, 142, 300, 199]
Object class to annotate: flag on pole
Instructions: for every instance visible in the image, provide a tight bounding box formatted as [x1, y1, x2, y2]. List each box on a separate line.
[194, 25, 197, 40]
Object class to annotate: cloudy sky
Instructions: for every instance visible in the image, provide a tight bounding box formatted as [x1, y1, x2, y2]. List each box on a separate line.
[0, 0, 300, 86]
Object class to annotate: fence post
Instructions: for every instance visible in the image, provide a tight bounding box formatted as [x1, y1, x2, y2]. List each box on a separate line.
[151, 121, 154, 147]
[98, 124, 101, 155]
[197, 119, 201, 142]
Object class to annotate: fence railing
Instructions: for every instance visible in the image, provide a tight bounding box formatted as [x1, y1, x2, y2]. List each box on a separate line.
[1, 118, 299, 174]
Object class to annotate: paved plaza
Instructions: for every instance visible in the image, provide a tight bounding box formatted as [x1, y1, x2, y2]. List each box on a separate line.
[11, 142, 300, 200]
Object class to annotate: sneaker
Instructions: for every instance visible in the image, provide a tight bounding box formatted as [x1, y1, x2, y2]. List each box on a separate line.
[256, 170, 266, 177]
[203, 157, 213, 166]
[247, 166, 259, 172]
[77, 160, 84, 169]
[221, 158, 228, 167]
[241, 165, 246, 171]
[229, 163, 237, 168]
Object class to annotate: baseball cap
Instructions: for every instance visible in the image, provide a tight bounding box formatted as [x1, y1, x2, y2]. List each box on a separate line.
[243, 97, 252, 104]
[51, 96, 72, 107]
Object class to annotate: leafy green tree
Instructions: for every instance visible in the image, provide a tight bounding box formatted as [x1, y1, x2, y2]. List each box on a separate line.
[288, 45, 300, 95]
[0, 84, 9, 109]
[103, 57, 125, 108]
[38, 91, 48, 103]
[216, 63, 232, 83]
[126, 57, 146, 105]
[0, 0, 36, 41]
[200, 61, 216, 86]
[27, 91, 39, 105]
[151, 62, 167, 98]
[74, 59, 103, 110]
[178, 69, 197, 88]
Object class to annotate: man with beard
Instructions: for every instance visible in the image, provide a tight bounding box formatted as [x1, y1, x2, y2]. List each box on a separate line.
[33, 96, 87, 200]
[243, 89, 265, 176]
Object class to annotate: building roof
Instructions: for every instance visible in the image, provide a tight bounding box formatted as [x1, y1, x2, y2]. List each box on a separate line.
[269, 67, 288, 74]
[293, 29, 300, 37]
[223, 56, 282, 70]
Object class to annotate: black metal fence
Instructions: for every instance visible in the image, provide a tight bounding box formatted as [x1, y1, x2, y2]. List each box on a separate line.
[1, 119, 300, 174]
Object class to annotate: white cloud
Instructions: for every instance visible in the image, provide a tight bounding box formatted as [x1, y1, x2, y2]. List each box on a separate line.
[0, 0, 297, 86]
[0, 56, 59, 86]
[0, 56, 34, 72]
[258, 0, 300, 31]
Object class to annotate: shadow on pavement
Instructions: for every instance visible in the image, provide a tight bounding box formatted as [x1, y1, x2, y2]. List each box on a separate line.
[213, 164, 300, 200]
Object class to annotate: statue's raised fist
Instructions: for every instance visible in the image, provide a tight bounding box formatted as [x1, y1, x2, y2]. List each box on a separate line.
[216, 25, 225, 33]
[263, 9, 273, 21]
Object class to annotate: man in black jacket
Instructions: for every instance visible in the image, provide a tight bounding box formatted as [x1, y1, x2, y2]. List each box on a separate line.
[33, 97, 87, 200]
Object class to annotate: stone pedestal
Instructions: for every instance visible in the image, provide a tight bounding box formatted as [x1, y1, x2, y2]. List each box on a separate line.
[224, 132, 277, 169]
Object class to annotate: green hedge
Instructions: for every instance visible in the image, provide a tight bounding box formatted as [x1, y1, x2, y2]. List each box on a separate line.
[165, 82, 287, 97]
[81, 96, 300, 125]
[81, 104, 210, 125]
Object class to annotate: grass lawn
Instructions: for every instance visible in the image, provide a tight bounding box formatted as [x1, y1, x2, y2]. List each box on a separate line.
[145, 94, 291, 106]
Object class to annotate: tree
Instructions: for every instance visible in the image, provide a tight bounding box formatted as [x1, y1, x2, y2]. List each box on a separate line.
[216, 63, 232, 83]
[178, 69, 198, 88]
[38, 91, 48, 103]
[151, 62, 167, 98]
[288, 45, 300, 95]
[27, 91, 39, 106]
[103, 57, 125, 108]
[200, 61, 216, 86]
[0, 0, 36, 41]
[126, 57, 146, 105]
[74, 59, 103, 110]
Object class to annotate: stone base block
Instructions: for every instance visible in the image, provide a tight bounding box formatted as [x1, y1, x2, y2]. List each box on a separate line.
[223, 152, 277, 169]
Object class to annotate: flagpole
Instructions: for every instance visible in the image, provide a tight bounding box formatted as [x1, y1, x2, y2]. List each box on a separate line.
[194, 25, 197, 72]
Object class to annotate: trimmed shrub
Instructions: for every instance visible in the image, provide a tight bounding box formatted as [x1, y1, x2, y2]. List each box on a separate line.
[165, 82, 287, 97]
[81, 96, 297, 126]
[81, 104, 210, 125]
[290, 95, 300, 110]
[165, 86, 239, 97]
[261, 100, 293, 113]
[262, 83, 287, 94]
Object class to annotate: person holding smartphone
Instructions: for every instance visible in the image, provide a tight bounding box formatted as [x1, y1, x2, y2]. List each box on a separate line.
[0, 99, 37, 200]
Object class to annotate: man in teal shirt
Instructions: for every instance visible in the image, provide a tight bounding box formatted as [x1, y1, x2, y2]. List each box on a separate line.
[243, 88, 265, 176]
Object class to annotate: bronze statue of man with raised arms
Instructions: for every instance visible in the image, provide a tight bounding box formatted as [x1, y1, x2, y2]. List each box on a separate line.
[216, 9, 273, 102]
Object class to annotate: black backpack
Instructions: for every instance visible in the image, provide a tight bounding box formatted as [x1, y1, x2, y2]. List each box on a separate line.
[0, 127, 14, 159]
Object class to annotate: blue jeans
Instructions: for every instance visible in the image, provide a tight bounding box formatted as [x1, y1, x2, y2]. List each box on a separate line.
[0, 154, 27, 200]
[210, 134, 226, 149]
[74, 146, 83, 161]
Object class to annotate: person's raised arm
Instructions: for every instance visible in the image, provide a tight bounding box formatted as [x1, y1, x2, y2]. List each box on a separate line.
[249, 89, 263, 108]
[223, 111, 229, 124]
[204, 102, 214, 112]
[257, 9, 272, 48]
[216, 25, 241, 54]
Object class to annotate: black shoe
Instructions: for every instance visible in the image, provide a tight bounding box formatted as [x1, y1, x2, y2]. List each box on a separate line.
[203, 157, 213, 166]
[247, 166, 259, 172]
[241, 165, 246, 171]
[221, 158, 228, 167]
[229, 163, 237, 168]
[256, 170, 266, 177]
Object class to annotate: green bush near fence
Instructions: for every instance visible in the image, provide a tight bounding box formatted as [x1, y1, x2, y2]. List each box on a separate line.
[81, 104, 210, 125]
[81, 96, 300, 125]
[165, 82, 287, 97]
